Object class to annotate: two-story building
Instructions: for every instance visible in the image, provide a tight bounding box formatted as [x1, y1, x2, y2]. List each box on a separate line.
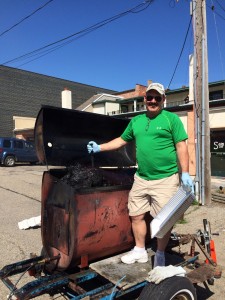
[1, 64, 224, 176]
[77, 80, 225, 177]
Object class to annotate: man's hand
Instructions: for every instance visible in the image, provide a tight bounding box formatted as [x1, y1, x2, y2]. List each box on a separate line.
[181, 172, 194, 193]
[87, 141, 100, 154]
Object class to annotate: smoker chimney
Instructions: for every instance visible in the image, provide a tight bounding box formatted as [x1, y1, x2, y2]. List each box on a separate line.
[62, 88, 72, 109]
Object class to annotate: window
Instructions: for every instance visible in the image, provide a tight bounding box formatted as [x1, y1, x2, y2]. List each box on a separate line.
[13, 140, 23, 149]
[121, 106, 128, 113]
[25, 142, 32, 149]
[209, 90, 223, 101]
[3, 140, 11, 148]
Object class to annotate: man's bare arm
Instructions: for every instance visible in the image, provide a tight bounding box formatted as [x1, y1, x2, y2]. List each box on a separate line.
[176, 140, 189, 173]
[100, 137, 128, 152]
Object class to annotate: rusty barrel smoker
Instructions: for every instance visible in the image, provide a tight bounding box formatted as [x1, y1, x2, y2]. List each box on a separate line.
[35, 105, 137, 272]
[0, 106, 221, 300]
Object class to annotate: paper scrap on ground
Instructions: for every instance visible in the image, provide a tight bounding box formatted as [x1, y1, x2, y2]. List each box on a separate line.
[18, 215, 41, 230]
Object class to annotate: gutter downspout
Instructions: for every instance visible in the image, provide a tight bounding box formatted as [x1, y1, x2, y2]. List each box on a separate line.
[192, 1, 201, 203]
[201, 33, 206, 205]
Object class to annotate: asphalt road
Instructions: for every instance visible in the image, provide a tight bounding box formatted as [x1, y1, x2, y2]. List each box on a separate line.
[0, 165, 224, 300]
[0, 164, 65, 300]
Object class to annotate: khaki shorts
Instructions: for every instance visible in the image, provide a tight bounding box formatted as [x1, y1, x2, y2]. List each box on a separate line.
[128, 173, 179, 217]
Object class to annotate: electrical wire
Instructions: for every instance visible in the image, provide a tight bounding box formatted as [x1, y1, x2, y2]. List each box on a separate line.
[2, 1, 153, 67]
[210, 0, 225, 79]
[3, 0, 153, 65]
[184, 25, 194, 86]
[169, 0, 176, 8]
[206, 2, 225, 21]
[17, 30, 93, 67]
[0, 0, 55, 38]
[214, 0, 225, 13]
[167, 15, 193, 89]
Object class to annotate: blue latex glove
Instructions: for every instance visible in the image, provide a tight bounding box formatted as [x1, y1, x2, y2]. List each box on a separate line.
[87, 141, 100, 154]
[181, 172, 194, 193]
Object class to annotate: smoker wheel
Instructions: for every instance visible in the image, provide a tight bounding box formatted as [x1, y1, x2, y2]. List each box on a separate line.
[139, 276, 197, 300]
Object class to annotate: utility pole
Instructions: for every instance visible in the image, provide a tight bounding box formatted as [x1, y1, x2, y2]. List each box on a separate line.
[192, 0, 211, 205]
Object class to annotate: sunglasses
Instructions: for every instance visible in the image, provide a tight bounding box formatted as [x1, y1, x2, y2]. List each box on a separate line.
[146, 95, 162, 102]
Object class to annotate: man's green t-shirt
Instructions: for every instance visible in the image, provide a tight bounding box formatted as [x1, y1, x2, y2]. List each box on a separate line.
[121, 110, 188, 180]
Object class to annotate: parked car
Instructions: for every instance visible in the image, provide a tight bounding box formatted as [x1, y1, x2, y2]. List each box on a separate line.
[0, 137, 38, 167]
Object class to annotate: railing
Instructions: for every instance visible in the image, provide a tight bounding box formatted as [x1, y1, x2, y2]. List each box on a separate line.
[166, 100, 194, 108]
[107, 100, 194, 116]
[107, 98, 225, 116]
[108, 107, 146, 116]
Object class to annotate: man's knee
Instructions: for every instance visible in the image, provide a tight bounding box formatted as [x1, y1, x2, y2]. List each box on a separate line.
[131, 213, 145, 223]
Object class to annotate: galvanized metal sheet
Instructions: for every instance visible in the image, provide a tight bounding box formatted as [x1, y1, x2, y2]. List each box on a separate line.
[151, 186, 195, 238]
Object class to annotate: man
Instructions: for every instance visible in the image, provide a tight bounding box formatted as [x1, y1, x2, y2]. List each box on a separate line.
[87, 82, 193, 268]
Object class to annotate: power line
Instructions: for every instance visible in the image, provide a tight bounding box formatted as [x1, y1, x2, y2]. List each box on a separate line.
[0, 0, 55, 38]
[210, 0, 225, 78]
[214, 0, 225, 13]
[17, 30, 94, 67]
[2, 0, 153, 67]
[167, 15, 193, 89]
[207, 2, 225, 21]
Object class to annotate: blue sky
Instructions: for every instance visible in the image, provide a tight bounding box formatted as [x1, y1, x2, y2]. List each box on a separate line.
[1, 0, 225, 91]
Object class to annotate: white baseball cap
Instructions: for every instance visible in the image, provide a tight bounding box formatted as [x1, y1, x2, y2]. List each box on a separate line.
[146, 82, 165, 95]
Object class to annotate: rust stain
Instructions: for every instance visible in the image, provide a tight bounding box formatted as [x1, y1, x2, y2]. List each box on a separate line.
[84, 231, 98, 239]
[109, 225, 117, 229]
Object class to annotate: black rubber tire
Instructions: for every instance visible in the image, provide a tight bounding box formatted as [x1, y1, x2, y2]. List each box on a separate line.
[4, 156, 16, 167]
[139, 276, 197, 300]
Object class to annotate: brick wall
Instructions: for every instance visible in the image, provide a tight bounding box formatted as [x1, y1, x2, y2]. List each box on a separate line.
[117, 84, 146, 99]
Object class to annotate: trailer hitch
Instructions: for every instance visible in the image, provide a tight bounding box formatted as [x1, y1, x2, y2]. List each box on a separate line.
[0, 254, 60, 279]
[0, 254, 61, 299]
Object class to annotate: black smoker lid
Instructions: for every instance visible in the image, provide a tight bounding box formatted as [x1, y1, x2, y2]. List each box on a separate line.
[34, 105, 136, 167]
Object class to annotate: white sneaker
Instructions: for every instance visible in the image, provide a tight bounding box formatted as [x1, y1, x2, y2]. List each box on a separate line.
[121, 249, 148, 264]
